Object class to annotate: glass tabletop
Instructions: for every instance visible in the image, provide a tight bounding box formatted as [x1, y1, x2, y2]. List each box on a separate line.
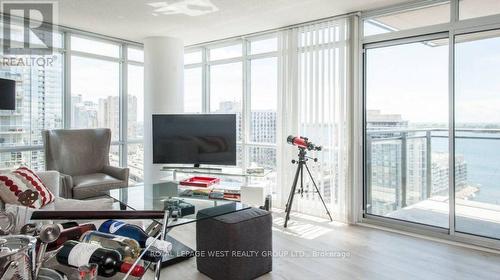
[106, 182, 251, 229]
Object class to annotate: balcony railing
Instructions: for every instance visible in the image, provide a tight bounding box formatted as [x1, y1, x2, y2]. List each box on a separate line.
[365, 127, 500, 213]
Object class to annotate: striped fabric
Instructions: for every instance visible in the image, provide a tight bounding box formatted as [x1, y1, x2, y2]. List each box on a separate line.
[0, 167, 55, 208]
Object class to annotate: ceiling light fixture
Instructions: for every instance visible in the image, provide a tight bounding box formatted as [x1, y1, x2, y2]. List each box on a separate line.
[148, 0, 219, 17]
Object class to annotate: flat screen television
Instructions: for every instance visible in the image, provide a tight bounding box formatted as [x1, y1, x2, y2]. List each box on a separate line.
[153, 114, 237, 166]
[0, 78, 15, 110]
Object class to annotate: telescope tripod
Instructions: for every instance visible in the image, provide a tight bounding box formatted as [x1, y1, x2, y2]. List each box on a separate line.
[284, 148, 333, 228]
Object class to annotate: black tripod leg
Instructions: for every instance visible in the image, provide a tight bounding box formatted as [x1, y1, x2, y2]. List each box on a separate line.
[285, 165, 300, 213]
[300, 162, 304, 197]
[304, 163, 333, 222]
[284, 163, 301, 228]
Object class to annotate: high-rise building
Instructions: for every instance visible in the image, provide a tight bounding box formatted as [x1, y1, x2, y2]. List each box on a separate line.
[367, 110, 468, 215]
[214, 101, 277, 168]
[0, 59, 62, 170]
[72, 95, 98, 129]
[98, 96, 119, 136]
[127, 95, 139, 138]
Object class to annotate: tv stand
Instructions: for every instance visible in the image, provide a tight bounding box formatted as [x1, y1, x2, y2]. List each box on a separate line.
[161, 166, 270, 183]
[160, 166, 273, 206]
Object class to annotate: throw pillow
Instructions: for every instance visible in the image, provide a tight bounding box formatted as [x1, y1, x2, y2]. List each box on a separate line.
[14, 167, 55, 206]
[0, 167, 55, 208]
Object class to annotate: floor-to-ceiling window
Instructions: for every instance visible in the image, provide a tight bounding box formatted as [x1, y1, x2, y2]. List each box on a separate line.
[185, 24, 350, 219]
[0, 22, 63, 170]
[126, 47, 144, 182]
[363, 0, 500, 246]
[365, 37, 449, 228]
[246, 37, 278, 192]
[455, 29, 500, 239]
[69, 35, 144, 181]
[0, 16, 143, 181]
[70, 35, 121, 167]
[184, 49, 203, 113]
[70, 51, 120, 140]
[183, 35, 279, 196]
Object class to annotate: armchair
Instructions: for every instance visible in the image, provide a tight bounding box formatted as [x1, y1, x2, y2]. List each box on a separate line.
[42, 128, 129, 199]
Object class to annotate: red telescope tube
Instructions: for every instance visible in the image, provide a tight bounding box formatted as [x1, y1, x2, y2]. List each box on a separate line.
[287, 135, 322, 151]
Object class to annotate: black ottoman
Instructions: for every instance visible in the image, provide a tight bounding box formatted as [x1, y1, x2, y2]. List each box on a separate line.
[196, 206, 272, 280]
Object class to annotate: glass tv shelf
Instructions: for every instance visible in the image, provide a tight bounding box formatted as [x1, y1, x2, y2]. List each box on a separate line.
[160, 166, 272, 181]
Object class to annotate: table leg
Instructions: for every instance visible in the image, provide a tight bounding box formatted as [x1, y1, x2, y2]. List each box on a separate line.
[154, 210, 170, 280]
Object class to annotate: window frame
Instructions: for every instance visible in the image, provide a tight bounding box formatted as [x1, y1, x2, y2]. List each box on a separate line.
[184, 34, 279, 172]
[0, 26, 144, 179]
[360, 0, 500, 249]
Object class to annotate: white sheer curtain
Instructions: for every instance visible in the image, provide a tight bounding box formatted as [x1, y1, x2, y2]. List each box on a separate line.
[278, 17, 350, 222]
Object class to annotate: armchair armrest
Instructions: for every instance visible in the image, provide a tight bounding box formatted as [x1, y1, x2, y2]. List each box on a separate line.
[59, 173, 73, 199]
[102, 165, 129, 182]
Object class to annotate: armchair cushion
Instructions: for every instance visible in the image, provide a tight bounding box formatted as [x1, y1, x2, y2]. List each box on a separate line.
[72, 173, 127, 199]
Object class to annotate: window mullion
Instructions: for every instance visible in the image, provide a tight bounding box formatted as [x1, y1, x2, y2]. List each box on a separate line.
[242, 40, 250, 170]
[120, 44, 128, 168]
[63, 31, 71, 129]
[202, 47, 209, 113]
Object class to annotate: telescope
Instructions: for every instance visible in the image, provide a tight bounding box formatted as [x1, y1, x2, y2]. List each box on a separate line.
[283, 135, 332, 227]
[287, 135, 322, 151]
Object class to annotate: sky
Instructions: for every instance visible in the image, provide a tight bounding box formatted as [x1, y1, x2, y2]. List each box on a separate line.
[70, 36, 144, 121]
[365, 22, 500, 125]
[73, 38, 276, 119]
[71, 24, 500, 126]
[455, 31, 500, 124]
[366, 39, 449, 124]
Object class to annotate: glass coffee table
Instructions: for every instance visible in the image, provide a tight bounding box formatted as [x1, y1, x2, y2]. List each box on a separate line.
[34, 182, 251, 279]
[105, 182, 251, 268]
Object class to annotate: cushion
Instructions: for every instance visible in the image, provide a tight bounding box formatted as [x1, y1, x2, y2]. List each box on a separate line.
[72, 173, 125, 199]
[196, 207, 272, 280]
[0, 167, 55, 208]
[54, 197, 115, 211]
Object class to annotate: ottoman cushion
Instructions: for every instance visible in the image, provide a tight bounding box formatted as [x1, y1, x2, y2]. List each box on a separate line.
[196, 206, 272, 280]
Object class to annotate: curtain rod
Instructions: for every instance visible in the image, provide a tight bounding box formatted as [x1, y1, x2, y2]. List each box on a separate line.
[186, 11, 360, 48]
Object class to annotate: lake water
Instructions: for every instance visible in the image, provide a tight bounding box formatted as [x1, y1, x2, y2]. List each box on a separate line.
[433, 132, 500, 205]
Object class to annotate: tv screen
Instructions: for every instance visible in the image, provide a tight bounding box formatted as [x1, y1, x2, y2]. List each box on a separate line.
[0, 78, 15, 110]
[153, 114, 237, 166]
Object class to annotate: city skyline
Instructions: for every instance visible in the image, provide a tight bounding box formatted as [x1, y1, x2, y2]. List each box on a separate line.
[0, 59, 62, 170]
[367, 109, 469, 217]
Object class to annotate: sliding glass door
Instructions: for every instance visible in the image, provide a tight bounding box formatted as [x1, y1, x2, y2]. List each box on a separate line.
[365, 37, 450, 228]
[362, 0, 500, 246]
[455, 29, 500, 239]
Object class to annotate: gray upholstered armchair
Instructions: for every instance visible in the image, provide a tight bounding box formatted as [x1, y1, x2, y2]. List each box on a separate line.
[42, 128, 129, 199]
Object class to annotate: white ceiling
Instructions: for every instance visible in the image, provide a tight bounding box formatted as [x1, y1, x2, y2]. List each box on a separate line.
[56, 0, 411, 45]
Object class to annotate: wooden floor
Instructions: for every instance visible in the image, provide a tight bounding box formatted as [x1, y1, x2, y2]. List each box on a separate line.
[146, 209, 500, 280]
